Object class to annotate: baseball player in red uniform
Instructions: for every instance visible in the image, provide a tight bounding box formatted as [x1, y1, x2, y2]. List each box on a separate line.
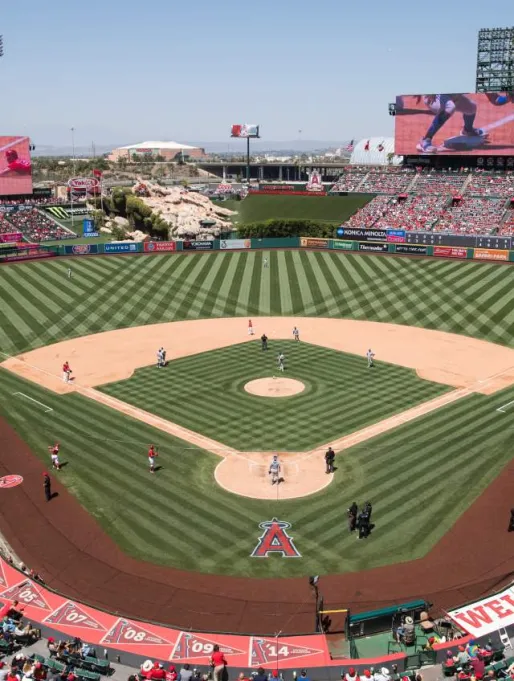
[0, 149, 32, 175]
[48, 443, 61, 470]
[148, 445, 158, 473]
[62, 361, 72, 383]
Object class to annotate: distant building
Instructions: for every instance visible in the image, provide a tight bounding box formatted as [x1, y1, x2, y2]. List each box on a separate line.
[108, 140, 206, 162]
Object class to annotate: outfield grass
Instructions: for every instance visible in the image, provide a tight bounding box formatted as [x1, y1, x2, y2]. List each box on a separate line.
[0, 251, 513, 357]
[233, 194, 375, 224]
[1, 366, 512, 577]
[100, 341, 449, 451]
[0, 251, 513, 578]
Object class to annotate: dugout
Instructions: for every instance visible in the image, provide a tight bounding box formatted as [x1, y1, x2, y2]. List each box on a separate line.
[347, 600, 429, 638]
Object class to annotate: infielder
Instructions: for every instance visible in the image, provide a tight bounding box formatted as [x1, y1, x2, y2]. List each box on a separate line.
[366, 349, 375, 368]
[416, 94, 486, 153]
[62, 361, 72, 383]
[248, 319, 254, 336]
[67, 267, 72, 279]
[48, 443, 61, 471]
[277, 352, 285, 372]
[292, 327, 300, 342]
[148, 444, 158, 473]
[268, 454, 281, 485]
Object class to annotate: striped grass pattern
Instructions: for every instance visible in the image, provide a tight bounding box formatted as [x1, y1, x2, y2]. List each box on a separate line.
[0, 251, 513, 359]
[100, 340, 449, 451]
[1, 367, 512, 577]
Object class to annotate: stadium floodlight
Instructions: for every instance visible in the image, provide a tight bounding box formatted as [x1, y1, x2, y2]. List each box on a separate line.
[0, 36, 4, 58]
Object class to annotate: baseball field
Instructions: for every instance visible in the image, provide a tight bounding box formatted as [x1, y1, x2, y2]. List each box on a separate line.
[0, 249, 513, 593]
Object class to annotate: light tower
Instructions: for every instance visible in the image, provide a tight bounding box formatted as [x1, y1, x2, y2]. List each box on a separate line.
[476, 27, 514, 92]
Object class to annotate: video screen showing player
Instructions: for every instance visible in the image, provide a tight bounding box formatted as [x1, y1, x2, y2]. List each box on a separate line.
[0, 136, 33, 194]
[395, 92, 514, 155]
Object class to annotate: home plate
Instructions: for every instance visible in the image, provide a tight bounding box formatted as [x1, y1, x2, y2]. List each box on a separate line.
[440, 135, 488, 151]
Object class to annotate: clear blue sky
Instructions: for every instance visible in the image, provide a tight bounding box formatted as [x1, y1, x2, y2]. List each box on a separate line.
[2, 1, 512, 146]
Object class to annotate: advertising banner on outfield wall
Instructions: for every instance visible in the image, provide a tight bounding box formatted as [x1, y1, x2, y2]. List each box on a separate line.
[220, 239, 251, 250]
[473, 248, 509, 262]
[183, 240, 214, 250]
[386, 229, 406, 243]
[104, 243, 141, 254]
[332, 240, 355, 250]
[449, 586, 514, 637]
[143, 241, 177, 253]
[336, 227, 388, 242]
[0, 232, 23, 243]
[433, 246, 468, 259]
[395, 244, 428, 255]
[300, 237, 330, 249]
[359, 242, 389, 253]
[65, 244, 98, 255]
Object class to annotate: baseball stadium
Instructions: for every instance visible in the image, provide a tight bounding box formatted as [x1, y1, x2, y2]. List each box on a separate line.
[1, 25, 514, 681]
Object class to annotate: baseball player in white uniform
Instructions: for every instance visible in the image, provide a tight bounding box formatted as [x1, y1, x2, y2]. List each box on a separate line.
[67, 267, 72, 279]
[48, 443, 61, 471]
[367, 349, 375, 368]
[277, 352, 285, 372]
[293, 327, 300, 341]
[269, 454, 281, 485]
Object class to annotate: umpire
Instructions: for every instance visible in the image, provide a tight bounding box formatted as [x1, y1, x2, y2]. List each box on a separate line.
[325, 447, 335, 474]
[43, 472, 52, 502]
[347, 502, 358, 533]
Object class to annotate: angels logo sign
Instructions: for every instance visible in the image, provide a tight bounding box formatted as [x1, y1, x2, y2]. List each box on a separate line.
[44, 601, 106, 631]
[250, 519, 301, 558]
[171, 632, 245, 661]
[101, 618, 173, 646]
[1, 580, 51, 611]
[305, 170, 323, 192]
[250, 637, 323, 666]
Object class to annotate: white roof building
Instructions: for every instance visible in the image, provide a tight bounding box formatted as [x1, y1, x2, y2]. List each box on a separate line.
[108, 140, 206, 161]
[117, 141, 201, 152]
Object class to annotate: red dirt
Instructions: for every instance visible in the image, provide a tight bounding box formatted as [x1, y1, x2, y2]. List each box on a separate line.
[1, 414, 514, 635]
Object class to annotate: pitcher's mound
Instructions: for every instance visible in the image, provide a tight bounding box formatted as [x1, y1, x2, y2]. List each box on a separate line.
[244, 377, 305, 398]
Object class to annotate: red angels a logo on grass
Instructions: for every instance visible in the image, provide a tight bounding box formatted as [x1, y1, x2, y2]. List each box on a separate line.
[249, 637, 323, 666]
[44, 601, 106, 631]
[251, 519, 301, 558]
[101, 618, 173, 646]
[170, 632, 245, 661]
[0, 580, 51, 611]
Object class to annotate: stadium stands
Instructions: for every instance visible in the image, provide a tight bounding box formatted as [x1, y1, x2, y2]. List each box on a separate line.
[368, 195, 447, 231]
[330, 167, 369, 192]
[345, 195, 391, 227]
[466, 171, 514, 197]
[435, 197, 506, 235]
[358, 167, 415, 194]
[1, 209, 75, 242]
[409, 170, 467, 195]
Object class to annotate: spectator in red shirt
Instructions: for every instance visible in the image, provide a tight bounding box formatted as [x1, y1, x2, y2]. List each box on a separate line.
[166, 666, 178, 681]
[210, 645, 227, 681]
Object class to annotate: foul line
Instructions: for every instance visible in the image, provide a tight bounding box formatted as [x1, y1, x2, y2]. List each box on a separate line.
[497, 400, 514, 414]
[12, 392, 53, 413]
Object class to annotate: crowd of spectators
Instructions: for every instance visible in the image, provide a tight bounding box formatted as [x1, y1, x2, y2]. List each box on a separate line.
[330, 168, 369, 192]
[358, 168, 415, 194]
[0, 210, 75, 242]
[373, 195, 447, 231]
[466, 171, 514, 198]
[435, 198, 506, 235]
[410, 171, 467, 196]
[499, 207, 514, 235]
[345, 195, 391, 228]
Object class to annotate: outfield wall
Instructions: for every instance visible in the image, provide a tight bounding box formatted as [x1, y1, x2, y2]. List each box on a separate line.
[2, 236, 512, 264]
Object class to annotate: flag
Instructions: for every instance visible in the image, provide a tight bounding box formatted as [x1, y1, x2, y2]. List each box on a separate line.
[377, 141, 385, 152]
[345, 139, 354, 152]
[364, 140, 370, 151]
[93, 169, 103, 178]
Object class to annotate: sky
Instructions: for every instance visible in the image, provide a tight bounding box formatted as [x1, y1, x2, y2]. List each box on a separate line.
[1, 1, 512, 148]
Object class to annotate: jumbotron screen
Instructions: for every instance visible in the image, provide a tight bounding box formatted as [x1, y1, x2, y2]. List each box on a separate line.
[0, 136, 33, 195]
[394, 92, 514, 156]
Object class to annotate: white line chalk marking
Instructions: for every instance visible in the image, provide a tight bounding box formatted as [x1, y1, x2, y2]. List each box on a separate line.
[497, 400, 514, 414]
[12, 392, 53, 413]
